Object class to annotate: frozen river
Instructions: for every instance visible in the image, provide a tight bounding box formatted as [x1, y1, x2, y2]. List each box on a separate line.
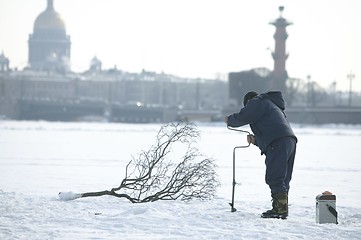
[1, 121, 360, 239]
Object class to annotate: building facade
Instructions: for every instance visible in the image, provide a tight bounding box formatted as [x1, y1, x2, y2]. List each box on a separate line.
[28, 0, 71, 73]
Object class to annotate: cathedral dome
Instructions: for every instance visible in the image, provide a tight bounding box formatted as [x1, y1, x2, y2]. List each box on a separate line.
[33, 0, 66, 34]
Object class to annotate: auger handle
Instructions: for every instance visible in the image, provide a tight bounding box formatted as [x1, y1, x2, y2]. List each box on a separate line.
[227, 125, 251, 212]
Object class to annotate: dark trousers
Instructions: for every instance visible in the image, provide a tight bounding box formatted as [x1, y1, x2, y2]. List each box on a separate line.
[264, 137, 297, 195]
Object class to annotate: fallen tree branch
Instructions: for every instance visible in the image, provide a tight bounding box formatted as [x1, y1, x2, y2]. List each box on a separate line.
[59, 122, 219, 202]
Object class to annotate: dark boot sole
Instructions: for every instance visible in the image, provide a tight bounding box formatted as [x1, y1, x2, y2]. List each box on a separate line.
[261, 213, 288, 219]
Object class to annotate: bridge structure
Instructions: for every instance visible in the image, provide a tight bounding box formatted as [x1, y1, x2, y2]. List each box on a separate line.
[7, 98, 361, 124]
[223, 106, 361, 125]
[9, 97, 176, 123]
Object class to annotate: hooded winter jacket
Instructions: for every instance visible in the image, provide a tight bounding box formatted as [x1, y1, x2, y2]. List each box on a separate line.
[227, 91, 297, 154]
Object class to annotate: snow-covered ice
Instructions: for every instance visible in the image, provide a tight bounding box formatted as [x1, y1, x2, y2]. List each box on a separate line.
[0, 120, 360, 239]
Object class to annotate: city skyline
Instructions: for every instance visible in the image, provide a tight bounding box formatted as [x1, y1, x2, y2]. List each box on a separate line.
[0, 0, 361, 92]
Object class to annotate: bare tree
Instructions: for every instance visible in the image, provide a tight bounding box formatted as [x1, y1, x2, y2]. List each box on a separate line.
[62, 122, 219, 202]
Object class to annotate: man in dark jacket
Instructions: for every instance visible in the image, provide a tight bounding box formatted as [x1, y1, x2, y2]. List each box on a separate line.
[224, 91, 297, 219]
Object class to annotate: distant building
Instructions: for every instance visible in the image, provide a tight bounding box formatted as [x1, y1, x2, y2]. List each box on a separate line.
[89, 56, 102, 72]
[0, 52, 10, 72]
[228, 68, 272, 106]
[28, 0, 71, 73]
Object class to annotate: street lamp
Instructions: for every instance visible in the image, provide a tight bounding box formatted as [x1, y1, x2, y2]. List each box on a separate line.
[347, 72, 355, 107]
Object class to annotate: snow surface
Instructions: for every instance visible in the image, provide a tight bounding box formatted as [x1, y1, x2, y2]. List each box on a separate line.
[0, 120, 360, 239]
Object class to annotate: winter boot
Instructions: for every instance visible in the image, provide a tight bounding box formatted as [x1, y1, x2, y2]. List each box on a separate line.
[261, 192, 288, 219]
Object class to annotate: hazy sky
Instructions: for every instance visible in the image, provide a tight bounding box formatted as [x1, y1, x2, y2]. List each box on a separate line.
[0, 0, 360, 91]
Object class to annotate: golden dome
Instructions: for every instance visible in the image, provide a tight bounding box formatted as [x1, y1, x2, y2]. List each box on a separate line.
[33, 0, 66, 34]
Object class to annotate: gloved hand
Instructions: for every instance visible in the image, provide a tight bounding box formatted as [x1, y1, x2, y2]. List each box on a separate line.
[247, 134, 256, 145]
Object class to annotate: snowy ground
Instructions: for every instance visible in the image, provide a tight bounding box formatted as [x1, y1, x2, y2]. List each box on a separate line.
[0, 121, 360, 239]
